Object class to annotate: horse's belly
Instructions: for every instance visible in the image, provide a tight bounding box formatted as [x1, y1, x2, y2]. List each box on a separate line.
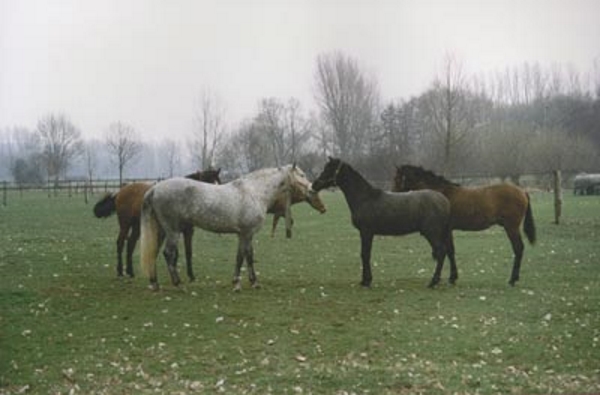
[352, 215, 418, 236]
[451, 215, 492, 231]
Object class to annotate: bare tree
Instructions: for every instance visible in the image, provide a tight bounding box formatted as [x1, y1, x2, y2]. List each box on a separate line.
[191, 89, 225, 169]
[314, 51, 380, 160]
[1, 127, 44, 185]
[162, 139, 180, 178]
[84, 140, 99, 193]
[422, 54, 475, 173]
[251, 97, 312, 166]
[255, 98, 286, 166]
[285, 97, 312, 163]
[106, 121, 142, 186]
[36, 113, 84, 185]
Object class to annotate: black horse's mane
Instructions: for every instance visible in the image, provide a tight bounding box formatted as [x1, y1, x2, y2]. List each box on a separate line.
[400, 165, 460, 187]
[341, 162, 384, 199]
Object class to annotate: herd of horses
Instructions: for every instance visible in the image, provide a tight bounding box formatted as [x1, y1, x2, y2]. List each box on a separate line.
[94, 158, 536, 291]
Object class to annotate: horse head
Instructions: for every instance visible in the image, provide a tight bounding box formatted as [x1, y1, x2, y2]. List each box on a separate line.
[311, 157, 344, 192]
[394, 165, 431, 192]
[201, 167, 222, 184]
[185, 168, 222, 184]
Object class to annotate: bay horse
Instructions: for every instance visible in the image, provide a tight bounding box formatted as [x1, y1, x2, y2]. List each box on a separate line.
[140, 164, 314, 291]
[394, 165, 536, 286]
[269, 181, 326, 238]
[311, 157, 455, 288]
[93, 169, 221, 279]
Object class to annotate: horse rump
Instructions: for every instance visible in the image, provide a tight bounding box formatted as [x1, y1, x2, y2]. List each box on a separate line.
[93, 193, 117, 218]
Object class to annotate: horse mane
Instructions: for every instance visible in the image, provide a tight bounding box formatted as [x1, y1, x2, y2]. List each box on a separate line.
[400, 165, 460, 187]
[342, 162, 383, 199]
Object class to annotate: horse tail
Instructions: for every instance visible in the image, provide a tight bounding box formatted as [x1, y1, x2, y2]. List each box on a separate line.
[523, 192, 536, 245]
[140, 189, 160, 281]
[93, 193, 117, 218]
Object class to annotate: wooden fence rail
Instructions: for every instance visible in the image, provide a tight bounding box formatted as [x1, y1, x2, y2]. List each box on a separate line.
[1, 178, 158, 206]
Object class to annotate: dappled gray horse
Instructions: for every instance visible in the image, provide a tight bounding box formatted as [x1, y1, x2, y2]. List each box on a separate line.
[140, 165, 314, 291]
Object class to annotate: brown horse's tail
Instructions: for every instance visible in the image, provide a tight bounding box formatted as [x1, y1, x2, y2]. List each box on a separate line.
[140, 190, 160, 282]
[93, 193, 117, 218]
[523, 193, 536, 245]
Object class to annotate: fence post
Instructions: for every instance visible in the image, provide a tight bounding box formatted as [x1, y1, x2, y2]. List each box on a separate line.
[84, 182, 88, 204]
[553, 170, 562, 225]
[2, 181, 6, 206]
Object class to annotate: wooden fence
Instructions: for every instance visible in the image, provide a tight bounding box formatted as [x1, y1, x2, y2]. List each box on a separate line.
[1, 178, 157, 206]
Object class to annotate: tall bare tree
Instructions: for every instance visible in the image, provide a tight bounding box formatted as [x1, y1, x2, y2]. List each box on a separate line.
[314, 51, 379, 160]
[36, 113, 84, 185]
[191, 89, 225, 169]
[162, 139, 180, 178]
[84, 140, 99, 193]
[252, 97, 312, 167]
[106, 121, 142, 186]
[422, 54, 475, 173]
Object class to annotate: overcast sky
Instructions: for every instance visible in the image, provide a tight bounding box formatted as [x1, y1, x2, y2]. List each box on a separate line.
[1, 0, 599, 142]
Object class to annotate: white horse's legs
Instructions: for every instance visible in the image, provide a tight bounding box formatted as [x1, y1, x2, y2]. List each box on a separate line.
[232, 234, 258, 291]
[163, 235, 181, 287]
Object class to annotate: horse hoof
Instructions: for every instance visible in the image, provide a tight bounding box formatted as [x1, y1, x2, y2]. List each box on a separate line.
[252, 282, 261, 290]
[148, 283, 160, 292]
[360, 281, 371, 288]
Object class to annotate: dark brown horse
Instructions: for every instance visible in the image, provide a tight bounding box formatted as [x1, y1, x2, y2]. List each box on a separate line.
[394, 165, 536, 286]
[93, 169, 221, 279]
[312, 158, 454, 288]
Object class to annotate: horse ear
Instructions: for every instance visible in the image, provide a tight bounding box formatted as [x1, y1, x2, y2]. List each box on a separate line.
[292, 162, 297, 170]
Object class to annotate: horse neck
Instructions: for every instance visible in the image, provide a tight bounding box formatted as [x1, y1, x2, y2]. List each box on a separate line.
[337, 165, 378, 212]
[246, 169, 288, 211]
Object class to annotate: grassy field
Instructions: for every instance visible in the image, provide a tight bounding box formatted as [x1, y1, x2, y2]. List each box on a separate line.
[1, 189, 599, 394]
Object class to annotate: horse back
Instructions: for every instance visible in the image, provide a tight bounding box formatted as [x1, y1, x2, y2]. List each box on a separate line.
[150, 178, 259, 234]
[352, 190, 450, 236]
[448, 184, 528, 230]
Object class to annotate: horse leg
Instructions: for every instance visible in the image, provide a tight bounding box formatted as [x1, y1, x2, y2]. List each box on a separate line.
[428, 242, 447, 288]
[446, 232, 458, 285]
[162, 238, 181, 287]
[271, 215, 279, 238]
[359, 230, 373, 287]
[116, 227, 128, 277]
[286, 216, 294, 239]
[183, 226, 195, 281]
[233, 236, 245, 292]
[506, 227, 525, 286]
[125, 220, 140, 278]
[245, 239, 259, 288]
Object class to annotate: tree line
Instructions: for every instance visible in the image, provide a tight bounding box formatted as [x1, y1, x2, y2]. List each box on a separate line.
[2, 52, 599, 186]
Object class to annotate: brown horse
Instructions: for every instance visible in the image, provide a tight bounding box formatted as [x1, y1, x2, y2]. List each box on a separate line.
[269, 182, 326, 238]
[393, 165, 536, 286]
[93, 169, 221, 279]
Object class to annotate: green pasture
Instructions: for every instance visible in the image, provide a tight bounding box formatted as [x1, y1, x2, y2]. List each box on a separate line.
[1, 190, 599, 394]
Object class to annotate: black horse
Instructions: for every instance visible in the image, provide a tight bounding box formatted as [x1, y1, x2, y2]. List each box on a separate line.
[311, 157, 455, 287]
